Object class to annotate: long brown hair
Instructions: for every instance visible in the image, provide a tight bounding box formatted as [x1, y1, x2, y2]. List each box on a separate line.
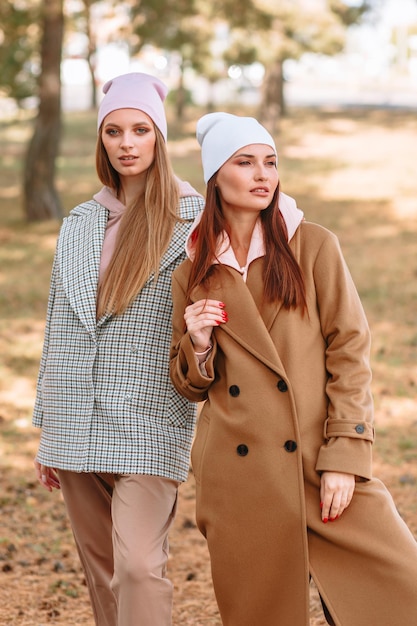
[96, 126, 180, 318]
[187, 176, 306, 310]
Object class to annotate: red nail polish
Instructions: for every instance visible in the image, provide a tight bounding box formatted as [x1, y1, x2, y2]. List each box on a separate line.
[219, 302, 225, 308]
[323, 517, 328, 524]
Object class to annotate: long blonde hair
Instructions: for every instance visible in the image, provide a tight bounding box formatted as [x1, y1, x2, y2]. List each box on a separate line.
[96, 126, 180, 318]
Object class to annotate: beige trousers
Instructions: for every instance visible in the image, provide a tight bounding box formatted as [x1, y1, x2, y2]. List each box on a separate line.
[58, 471, 179, 626]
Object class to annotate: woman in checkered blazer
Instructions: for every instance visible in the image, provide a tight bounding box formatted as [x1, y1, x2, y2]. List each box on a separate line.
[32, 73, 204, 626]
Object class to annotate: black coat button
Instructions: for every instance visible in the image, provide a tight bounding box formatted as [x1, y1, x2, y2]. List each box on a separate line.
[229, 385, 240, 397]
[284, 440, 297, 452]
[277, 379, 288, 392]
[237, 444, 249, 456]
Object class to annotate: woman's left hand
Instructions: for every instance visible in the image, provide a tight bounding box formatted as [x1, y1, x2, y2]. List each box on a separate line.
[320, 471, 355, 523]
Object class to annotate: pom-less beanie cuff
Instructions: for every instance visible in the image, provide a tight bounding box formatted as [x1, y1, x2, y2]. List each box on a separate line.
[196, 112, 277, 183]
[97, 72, 168, 141]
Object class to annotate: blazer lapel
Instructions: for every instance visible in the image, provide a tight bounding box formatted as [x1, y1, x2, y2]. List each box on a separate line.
[158, 220, 190, 276]
[143, 197, 202, 287]
[57, 203, 108, 334]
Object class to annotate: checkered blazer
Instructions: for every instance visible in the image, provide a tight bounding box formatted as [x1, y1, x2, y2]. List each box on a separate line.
[33, 192, 204, 481]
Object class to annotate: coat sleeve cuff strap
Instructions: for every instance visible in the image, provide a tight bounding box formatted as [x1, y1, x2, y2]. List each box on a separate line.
[323, 418, 374, 442]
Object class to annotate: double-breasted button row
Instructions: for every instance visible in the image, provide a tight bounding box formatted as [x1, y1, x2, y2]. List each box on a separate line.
[229, 380, 288, 396]
[230, 378, 294, 456]
[236, 440, 298, 456]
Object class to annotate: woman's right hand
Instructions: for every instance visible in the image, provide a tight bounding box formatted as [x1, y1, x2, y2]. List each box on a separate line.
[184, 299, 228, 352]
[34, 459, 61, 492]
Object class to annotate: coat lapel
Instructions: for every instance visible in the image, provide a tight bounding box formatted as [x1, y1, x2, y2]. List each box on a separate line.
[192, 262, 287, 376]
[245, 258, 285, 331]
[57, 202, 107, 334]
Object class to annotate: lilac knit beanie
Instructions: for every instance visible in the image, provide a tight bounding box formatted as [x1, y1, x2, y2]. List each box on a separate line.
[97, 72, 168, 141]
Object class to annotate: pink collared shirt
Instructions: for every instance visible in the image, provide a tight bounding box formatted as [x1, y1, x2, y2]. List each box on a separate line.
[214, 218, 264, 282]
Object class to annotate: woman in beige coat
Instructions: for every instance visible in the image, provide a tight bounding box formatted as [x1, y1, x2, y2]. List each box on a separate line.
[170, 112, 417, 626]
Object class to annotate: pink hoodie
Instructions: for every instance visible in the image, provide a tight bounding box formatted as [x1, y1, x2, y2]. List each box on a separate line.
[94, 179, 203, 281]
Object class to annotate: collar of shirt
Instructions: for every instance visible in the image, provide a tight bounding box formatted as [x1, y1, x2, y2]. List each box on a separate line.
[215, 219, 264, 282]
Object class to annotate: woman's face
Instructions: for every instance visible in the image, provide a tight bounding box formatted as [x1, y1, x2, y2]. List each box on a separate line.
[215, 143, 278, 217]
[101, 108, 156, 182]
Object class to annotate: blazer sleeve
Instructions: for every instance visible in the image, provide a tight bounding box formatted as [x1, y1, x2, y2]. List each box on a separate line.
[312, 229, 374, 479]
[32, 250, 58, 428]
[169, 265, 216, 403]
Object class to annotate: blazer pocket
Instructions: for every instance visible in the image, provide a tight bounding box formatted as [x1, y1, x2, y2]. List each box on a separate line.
[191, 412, 210, 485]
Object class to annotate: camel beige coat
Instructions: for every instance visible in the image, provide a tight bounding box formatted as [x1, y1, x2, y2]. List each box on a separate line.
[170, 221, 417, 626]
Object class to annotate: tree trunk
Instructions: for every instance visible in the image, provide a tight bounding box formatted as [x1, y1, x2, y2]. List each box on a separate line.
[23, 0, 64, 222]
[176, 64, 186, 121]
[84, 0, 97, 109]
[258, 58, 285, 135]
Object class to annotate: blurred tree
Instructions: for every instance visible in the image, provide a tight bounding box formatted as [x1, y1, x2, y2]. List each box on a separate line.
[70, 0, 100, 109]
[23, 0, 64, 221]
[83, 0, 105, 109]
[68, 0, 129, 109]
[213, 0, 371, 130]
[130, 0, 214, 119]
[0, 0, 41, 104]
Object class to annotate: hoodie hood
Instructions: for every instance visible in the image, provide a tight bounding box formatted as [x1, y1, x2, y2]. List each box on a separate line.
[93, 178, 202, 214]
[176, 177, 203, 199]
[185, 191, 304, 261]
[278, 191, 304, 242]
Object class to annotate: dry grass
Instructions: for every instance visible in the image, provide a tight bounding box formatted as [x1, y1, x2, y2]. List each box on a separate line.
[0, 105, 417, 625]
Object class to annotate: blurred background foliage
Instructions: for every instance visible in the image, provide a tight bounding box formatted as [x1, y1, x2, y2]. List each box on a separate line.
[3, 0, 411, 220]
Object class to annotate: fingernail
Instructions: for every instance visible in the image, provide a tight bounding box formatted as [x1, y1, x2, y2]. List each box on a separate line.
[323, 517, 328, 524]
[221, 311, 228, 319]
[219, 302, 225, 308]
